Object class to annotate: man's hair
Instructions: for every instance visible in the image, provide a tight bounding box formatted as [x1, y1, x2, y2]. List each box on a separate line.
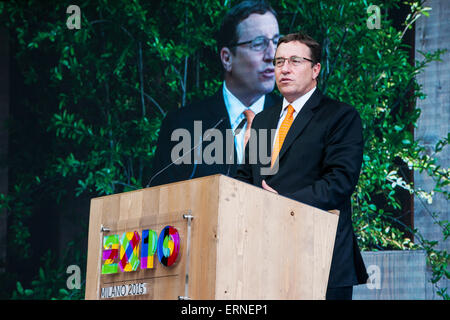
[277, 32, 322, 64]
[216, 0, 277, 54]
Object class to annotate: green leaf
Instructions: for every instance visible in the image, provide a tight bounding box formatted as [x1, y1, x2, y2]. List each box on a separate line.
[24, 289, 34, 296]
[39, 267, 45, 280]
[16, 282, 24, 295]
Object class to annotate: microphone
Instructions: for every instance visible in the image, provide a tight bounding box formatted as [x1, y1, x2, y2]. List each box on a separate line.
[234, 117, 247, 134]
[146, 117, 225, 188]
[226, 117, 248, 176]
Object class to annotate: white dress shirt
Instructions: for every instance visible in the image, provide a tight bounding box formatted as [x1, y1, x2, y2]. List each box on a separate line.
[272, 87, 317, 150]
[223, 82, 265, 164]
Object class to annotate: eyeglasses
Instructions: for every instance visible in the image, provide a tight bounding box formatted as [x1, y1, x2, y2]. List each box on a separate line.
[231, 35, 281, 52]
[273, 56, 314, 67]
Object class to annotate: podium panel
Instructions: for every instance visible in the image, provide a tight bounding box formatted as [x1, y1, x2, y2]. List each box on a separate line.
[85, 175, 339, 300]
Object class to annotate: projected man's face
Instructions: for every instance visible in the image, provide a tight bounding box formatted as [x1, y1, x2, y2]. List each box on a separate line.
[221, 12, 279, 106]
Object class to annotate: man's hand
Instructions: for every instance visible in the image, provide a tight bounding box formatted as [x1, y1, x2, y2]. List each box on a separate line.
[262, 180, 278, 194]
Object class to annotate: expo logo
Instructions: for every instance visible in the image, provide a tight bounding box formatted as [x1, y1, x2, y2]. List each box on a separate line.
[101, 226, 181, 275]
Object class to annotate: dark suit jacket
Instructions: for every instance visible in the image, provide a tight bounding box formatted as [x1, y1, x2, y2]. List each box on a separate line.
[235, 89, 368, 288]
[149, 87, 280, 187]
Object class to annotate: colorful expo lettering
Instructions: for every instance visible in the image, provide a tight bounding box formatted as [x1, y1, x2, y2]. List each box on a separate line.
[101, 226, 180, 274]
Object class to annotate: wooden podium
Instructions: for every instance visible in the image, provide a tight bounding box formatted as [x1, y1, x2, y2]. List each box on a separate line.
[85, 174, 339, 300]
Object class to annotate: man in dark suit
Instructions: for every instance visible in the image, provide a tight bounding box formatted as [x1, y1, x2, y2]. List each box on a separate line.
[149, 1, 281, 187]
[235, 32, 368, 300]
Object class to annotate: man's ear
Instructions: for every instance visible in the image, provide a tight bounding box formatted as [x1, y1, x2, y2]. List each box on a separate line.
[220, 47, 233, 72]
[312, 62, 321, 81]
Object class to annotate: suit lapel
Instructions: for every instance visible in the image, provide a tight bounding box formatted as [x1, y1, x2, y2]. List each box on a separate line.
[206, 87, 232, 129]
[277, 89, 323, 163]
[261, 102, 281, 163]
[259, 93, 282, 158]
[263, 92, 281, 111]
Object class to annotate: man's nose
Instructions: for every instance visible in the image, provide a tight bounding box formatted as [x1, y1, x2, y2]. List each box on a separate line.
[280, 59, 291, 73]
[263, 40, 276, 61]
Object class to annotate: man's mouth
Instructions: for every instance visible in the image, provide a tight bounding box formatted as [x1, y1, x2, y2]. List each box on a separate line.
[279, 77, 292, 83]
[261, 68, 275, 78]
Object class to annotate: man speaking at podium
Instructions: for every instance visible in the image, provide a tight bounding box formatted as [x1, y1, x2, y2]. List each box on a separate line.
[149, 1, 281, 187]
[235, 32, 368, 300]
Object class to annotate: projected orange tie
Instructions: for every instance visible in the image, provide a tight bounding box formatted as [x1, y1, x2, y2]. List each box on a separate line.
[271, 105, 295, 167]
[243, 108, 255, 148]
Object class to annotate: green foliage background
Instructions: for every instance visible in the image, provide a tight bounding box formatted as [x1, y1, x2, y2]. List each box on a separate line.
[0, 0, 448, 299]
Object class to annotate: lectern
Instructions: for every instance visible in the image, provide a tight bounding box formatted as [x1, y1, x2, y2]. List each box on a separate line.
[85, 174, 339, 300]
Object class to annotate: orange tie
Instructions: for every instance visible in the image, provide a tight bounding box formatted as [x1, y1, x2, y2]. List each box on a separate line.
[243, 109, 255, 148]
[271, 105, 295, 167]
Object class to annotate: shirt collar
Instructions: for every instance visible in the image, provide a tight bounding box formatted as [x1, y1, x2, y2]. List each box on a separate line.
[281, 86, 316, 116]
[223, 81, 265, 129]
